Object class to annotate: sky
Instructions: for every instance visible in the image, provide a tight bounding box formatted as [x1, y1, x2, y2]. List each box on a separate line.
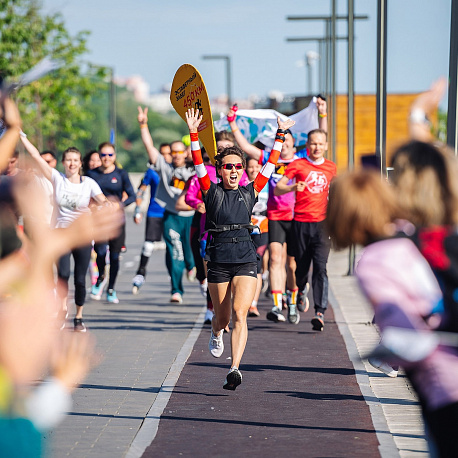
[41, 0, 452, 106]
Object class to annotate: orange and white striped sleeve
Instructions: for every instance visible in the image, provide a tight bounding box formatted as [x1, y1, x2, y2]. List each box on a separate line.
[190, 132, 211, 191]
[253, 130, 285, 193]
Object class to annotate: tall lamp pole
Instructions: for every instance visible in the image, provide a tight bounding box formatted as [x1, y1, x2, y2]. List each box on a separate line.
[202, 55, 232, 109]
[448, 0, 458, 154]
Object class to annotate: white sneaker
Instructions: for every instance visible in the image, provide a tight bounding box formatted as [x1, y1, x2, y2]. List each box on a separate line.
[204, 309, 213, 324]
[199, 279, 208, 297]
[266, 307, 286, 323]
[132, 274, 145, 295]
[209, 329, 224, 357]
[170, 292, 183, 303]
[368, 357, 398, 378]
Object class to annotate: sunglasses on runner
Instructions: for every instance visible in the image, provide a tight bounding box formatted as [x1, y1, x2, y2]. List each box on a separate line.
[100, 153, 114, 157]
[221, 163, 244, 170]
[171, 151, 186, 156]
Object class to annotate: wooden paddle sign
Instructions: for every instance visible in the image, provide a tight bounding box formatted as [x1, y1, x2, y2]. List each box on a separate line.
[170, 64, 217, 164]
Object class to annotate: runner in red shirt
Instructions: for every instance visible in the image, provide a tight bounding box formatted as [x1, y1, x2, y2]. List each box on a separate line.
[275, 129, 336, 330]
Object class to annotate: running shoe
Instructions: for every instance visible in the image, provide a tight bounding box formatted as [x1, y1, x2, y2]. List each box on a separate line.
[199, 279, 208, 297]
[107, 289, 119, 304]
[132, 274, 145, 295]
[91, 276, 105, 300]
[204, 309, 213, 324]
[311, 312, 324, 331]
[223, 367, 242, 391]
[248, 305, 260, 317]
[208, 329, 224, 357]
[187, 267, 197, 282]
[74, 318, 87, 332]
[288, 304, 300, 325]
[368, 357, 398, 378]
[170, 292, 183, 303]
[266, 307, 286, 323]
[297, 289, 310, 313]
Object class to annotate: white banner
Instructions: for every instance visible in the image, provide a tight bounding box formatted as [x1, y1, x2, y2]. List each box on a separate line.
[214, 98, 319, 150]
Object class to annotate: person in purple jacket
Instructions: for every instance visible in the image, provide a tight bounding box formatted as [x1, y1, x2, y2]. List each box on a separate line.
[327, 168, 458, 458]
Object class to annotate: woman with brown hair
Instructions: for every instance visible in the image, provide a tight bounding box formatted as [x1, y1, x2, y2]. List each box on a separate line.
[185, 107, 294, 390]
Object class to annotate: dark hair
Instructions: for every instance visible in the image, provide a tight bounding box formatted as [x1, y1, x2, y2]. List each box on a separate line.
[215, 130, 236, 148]
[82, 150, 99, 174]
[159, 143, 170, 151]
[61, 147, 82, 162]
[246, 156, 259, 167]
[40, 150, 57, 160]
[215, 146, 246, 171]
[307, 128, 327, 141]
[98, 142, 115, 152]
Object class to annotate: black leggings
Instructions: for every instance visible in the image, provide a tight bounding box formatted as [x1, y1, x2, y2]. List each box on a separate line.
[57, 245, 92, 306]
[94, 224, 125, 290]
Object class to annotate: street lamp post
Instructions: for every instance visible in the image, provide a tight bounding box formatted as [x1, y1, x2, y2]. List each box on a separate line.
[202, 55, 232, 109]
[287, 13, 369, 164]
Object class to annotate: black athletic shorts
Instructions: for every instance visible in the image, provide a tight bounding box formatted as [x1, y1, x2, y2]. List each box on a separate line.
[268, 219, 294, 246]
[145, 216, 163, 242]
[207, 261, 258, 284]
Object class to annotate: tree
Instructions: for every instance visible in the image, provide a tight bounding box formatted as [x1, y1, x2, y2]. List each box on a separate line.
[0, 0, 107, 150]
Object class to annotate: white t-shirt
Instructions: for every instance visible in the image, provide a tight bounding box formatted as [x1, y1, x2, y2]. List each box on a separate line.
[51, 168, 102, 228]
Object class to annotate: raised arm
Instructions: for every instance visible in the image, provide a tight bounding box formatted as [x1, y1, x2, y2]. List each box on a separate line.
[408, 78, 446, 142]
[252, 117, 295, 198]
[20, 132, 52, 181]
[0, 98, 22, 172]
[138, 106, 160, 165]
[316, 95, 328, 132]
[185, 108, 211, 196]
[227, 105, 262, 161]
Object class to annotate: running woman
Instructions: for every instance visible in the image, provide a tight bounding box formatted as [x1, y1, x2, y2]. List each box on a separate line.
[87, 142, 136, 304]
[22, 139, 110, 331]
[186, 108, 295, 390]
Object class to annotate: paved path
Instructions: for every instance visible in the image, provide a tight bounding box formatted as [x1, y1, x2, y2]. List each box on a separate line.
[47, 218, 428, 457]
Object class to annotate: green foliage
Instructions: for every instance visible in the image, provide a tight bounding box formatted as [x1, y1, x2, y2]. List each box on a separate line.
[437, 109, 447, 143]
[0, 0, 107, 150]
[1, 0, 189, 171]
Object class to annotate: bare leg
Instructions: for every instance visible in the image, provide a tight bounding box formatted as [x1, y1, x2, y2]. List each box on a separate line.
[208, 281, 232, 335]
[230, 276, 257, 368]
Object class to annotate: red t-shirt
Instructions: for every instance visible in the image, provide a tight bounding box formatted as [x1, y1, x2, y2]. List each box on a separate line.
[284, 158, 337, 222]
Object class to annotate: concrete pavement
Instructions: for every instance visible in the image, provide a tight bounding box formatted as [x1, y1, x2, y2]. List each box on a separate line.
[47, 219, 428, 457]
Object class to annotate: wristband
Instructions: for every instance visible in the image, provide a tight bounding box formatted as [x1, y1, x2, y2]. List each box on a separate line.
[231, 127, 239, 133]
[318, 113, 327, 118]
[190, 132, 199, 141]
[409, 109, 431, 126]
[134, 206, 141, 215]
[275, 134, 285, 142]
[140, 123, 148, 129]
[276, 129, 286, 134]
[19, 130, 27, 138]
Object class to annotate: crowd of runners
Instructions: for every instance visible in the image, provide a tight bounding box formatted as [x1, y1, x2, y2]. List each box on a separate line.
[1, 75, 458, 456]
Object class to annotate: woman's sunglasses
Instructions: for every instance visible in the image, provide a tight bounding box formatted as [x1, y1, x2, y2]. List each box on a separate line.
[221, 163, 244, 170]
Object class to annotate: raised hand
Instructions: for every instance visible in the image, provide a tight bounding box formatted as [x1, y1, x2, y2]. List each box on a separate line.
[137, 106, 148, 125]
[277, 116, 295, 131]
[185, 108, 202, 133]
[316, 97, 327, 116]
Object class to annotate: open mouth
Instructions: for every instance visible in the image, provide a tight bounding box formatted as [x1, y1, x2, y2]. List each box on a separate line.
[229, 173, 238, 184]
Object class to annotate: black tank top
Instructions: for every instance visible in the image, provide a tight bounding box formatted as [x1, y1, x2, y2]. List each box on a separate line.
[203, 181, 257, 263]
